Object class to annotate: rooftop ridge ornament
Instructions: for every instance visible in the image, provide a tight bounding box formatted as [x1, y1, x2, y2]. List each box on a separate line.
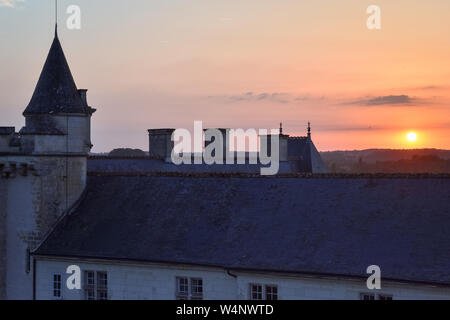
[307, 122, 311, 140]
[55, 0, 58, 37]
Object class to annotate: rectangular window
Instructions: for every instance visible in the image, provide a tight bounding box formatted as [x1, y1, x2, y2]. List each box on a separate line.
[176, 277, 189, 300]
[97, 272, 108, 301]
[53, 274, 62, 299]
[250, 284, 278, 300]
[360, 293, 393, 300]
[85, 271, 96, 300]
[360, 293, 376, 300]
[266, 285, 278, 300]
[84, 271, 108, 300]
[250, 284, 263, 300]
[176, 277, 203, 300]
[191, 278, 203, 300]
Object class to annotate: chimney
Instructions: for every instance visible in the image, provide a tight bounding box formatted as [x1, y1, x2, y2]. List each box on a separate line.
[148, 129, 175, 162]
[204, 128, 230, 161]
[78, 89, 88, 106]
[259, 132, 288, 162]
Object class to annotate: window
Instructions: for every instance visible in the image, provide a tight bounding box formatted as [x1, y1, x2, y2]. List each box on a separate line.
[176, 277, 203, 300]
[250, 284, 263, 300]
[266, 285, 278, 300]
[85, 271, 96, 300]
[360, 293, 393, 300]
[360, 293, 376, 300]
[250, 284, 278, 300]
[176, 277, 189, 300]
[191, 278, 203, 300]
[53, 274, 62, 299]
[97, 272, 108, 300]
[84, 271, 108, 300]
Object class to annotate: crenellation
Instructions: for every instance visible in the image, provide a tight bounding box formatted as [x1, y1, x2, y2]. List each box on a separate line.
[0, 161, 40, 179]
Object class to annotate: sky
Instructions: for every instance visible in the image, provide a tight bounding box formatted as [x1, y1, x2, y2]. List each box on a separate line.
[0, 0, 449, 152]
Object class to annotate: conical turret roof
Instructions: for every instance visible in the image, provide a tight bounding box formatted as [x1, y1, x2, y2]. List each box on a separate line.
[23, 31, 87, 115]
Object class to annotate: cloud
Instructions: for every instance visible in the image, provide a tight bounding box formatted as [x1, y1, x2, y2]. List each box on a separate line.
[230, 92, 290, 104]
[416, 86, 440, 91]
[346, 95, 419, 106]
[208, 92, 325, 104]
[323, 122, 450, 132]
[321, 126, 381, 132]
[0, 0, 24, 8]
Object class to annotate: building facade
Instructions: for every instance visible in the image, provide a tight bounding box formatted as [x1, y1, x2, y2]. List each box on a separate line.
[2, 27, 450, 301]
[34, 258, 450, 300]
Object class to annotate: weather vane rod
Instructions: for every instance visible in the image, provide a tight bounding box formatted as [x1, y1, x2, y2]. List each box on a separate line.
[55, 0, 58, 36]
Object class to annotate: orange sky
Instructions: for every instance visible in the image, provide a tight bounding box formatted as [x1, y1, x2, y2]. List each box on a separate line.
[0, 0, 449, 151]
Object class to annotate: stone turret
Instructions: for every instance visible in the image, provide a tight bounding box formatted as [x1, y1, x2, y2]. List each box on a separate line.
[0, 28, 96, 299]
[20, 30, 95, 155]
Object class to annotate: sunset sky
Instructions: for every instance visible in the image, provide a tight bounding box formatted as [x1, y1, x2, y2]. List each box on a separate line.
[1, 0, 449, 152]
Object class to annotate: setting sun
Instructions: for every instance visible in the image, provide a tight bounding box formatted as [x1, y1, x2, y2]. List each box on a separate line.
[407, 132, 417, 142]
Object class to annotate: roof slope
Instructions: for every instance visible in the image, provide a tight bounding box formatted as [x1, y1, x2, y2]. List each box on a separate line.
[287, 139, 328, 173]
[24, 33, 87, 115]
[87, 158, 295, 174]
[36, 175, 450, 285]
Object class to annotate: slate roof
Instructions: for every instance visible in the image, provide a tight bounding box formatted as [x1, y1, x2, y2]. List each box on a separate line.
[23, 33, 88, 115]
[87, 157, 296, 174]
[87, 140, 328, 175]
[36, 174, 450, 285]
[287, 139, 327, 173]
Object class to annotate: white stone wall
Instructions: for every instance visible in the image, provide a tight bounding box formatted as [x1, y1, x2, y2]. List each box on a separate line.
[5, 174, 35, 300]
[33, 136, 67, 154]
[35, 259, 237, 300]
[0, 178, 7, 299]
[53, 115, 92, 154]
[35, 258, 450, 300]
[1, 155, 87, 300]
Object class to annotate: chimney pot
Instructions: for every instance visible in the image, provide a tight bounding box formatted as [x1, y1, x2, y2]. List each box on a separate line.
[78, 89, 88, 106]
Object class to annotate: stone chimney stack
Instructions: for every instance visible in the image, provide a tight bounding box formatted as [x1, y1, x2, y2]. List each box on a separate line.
[78, 89, 88, 106]
[148, 129, 175, 162]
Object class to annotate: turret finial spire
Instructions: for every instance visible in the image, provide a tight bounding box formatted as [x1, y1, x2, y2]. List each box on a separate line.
[55, 0, 58, 37]
[307, 121, 311, 139]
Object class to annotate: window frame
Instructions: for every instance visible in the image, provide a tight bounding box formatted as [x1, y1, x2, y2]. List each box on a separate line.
[249, 283, 278, 300]
[84, 270, 96, 300]
[378, 294, 393, 300]
[190, 278, 204, 300]
[84, 270, 108, 300]
[249, 283, 263, 300]
[96, 271, 108, 301]
[360, 293, 376, 300]
[265, 285, 278, 300]
[175, 277, 204, 300]
[52, 273, 62, 299]
[360, 292, 393, 300]
[176, 277, 189, 300]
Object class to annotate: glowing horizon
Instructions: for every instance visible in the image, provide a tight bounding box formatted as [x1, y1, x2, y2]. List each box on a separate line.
[0, 0, 449, 152]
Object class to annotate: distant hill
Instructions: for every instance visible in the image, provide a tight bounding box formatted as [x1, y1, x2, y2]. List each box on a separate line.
[321, 149, 450, 173]
[108, 148, 147, 158]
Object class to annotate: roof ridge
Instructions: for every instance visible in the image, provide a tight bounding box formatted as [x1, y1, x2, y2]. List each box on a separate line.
[87, 171, 450, 179]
